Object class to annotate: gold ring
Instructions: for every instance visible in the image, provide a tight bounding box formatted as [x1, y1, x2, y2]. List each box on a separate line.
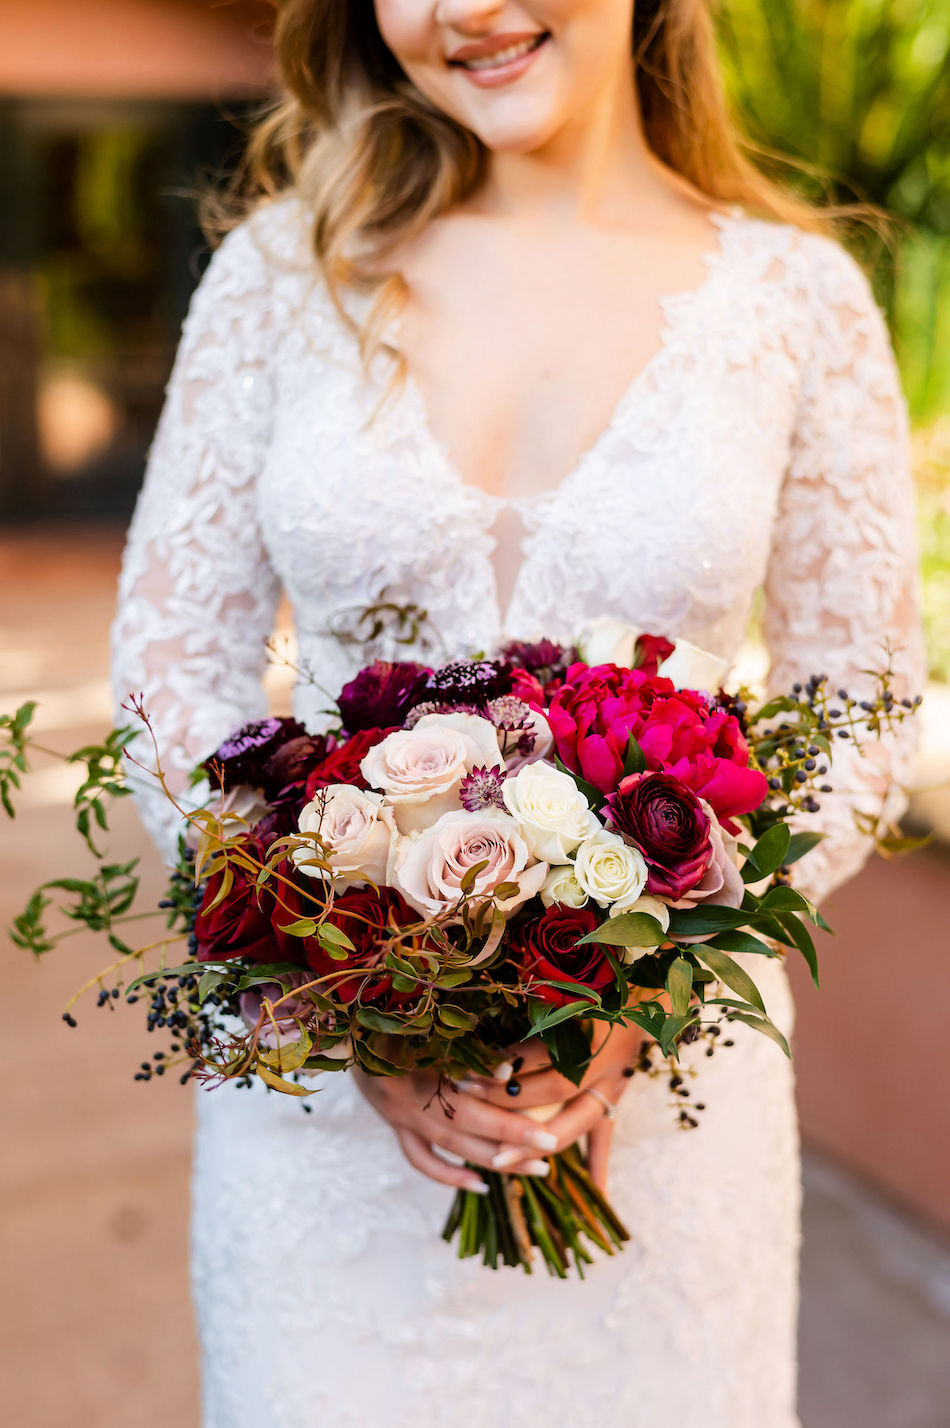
[584, 1086, 618, 1120]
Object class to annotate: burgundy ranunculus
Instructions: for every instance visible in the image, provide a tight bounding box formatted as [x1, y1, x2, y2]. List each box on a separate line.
[304, 726, 397, 798]
[205, 718, 307, 792]
[633, 634, 675, 676]
[311, 888, 419, 1006]
[261, 732, 336, 802]
[518, 905, 616, 1008]
[604, 771, 712, 900]
[194, 839, 281, 963]
[338, 661, 431, 734]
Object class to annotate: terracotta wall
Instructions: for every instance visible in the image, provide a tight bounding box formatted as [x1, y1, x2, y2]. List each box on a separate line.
[0, 0, 273, 98]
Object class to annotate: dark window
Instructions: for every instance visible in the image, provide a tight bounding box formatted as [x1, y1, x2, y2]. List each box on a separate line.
[0, 98, 253, 523]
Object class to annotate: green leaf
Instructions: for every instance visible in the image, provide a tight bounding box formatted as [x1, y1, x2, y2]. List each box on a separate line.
[784, 831, 826, 866]
[743, 822, 790, 880]
[543, 1018, 592, 1087]
[623, 734, 647, 776]
[459, 859, 489, 894]
[759, 885, 830, 930]
[774, 911, 820, 989]
[437, 1005, 479, 1032]
[276, 917, 318, 938]
[576, 912, 666, 948]
[257, 1063, 317, 1096]
[667, 905, 749, 937]
[666, 956, 693, 1017]
[197, 969, 227, 1001]
[355, 1007, 410, 1035]
[724, 1011, 791, 1059]
[317, 922, 355, 953]
[707, 930, 780, 959]
[694, 946, 766, 1013]
[659, 1011, 699, 1058]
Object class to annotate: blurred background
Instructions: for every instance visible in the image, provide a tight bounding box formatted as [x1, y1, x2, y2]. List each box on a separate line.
[1, 2, 948, 1424]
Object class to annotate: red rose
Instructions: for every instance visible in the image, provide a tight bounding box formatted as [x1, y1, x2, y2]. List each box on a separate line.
[304, 726, 398, 798]
[309, 887, 419, 1006]
[604, 771, 712, 900]
[195, 839, 281, 964]
[518, 905, 616, 1007]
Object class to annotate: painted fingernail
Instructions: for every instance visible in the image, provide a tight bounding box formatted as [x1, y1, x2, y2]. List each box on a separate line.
[456, 1077, 486, 1097]
[528, 1129, 558, 1151]
[492, 1060, 514, 1082]
[523, 1160, 551, 1177]
[492, 1148, 522, 1169]
[465, 1179, 490, 1195]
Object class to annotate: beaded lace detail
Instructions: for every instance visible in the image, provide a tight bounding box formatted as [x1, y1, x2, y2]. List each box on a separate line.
[110, 196, 923, 1428]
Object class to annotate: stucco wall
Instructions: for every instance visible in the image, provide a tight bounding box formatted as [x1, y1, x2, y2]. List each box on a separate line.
[0, 0, 273, 97]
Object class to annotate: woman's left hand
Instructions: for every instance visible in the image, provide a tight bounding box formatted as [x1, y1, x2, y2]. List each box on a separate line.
[454, 1020, 642, 1191]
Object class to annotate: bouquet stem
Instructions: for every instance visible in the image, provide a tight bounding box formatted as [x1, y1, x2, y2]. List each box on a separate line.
[441, 1144, 630, 1277]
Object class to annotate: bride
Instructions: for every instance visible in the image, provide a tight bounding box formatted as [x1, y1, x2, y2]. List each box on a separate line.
[110, 1, 923, 1423]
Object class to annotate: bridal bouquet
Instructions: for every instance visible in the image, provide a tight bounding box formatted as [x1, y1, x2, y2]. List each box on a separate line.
[5, 624, 921, 1276]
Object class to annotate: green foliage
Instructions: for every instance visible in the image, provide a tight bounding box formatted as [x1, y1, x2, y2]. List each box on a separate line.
[721, 0, 950, 425]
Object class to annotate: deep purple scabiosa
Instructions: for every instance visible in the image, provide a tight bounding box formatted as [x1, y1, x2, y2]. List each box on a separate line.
[424, 659, 514, 707]
[206, 718, 307, 792]
[459, 766, 507, 813]
[337, 660, 431, 733]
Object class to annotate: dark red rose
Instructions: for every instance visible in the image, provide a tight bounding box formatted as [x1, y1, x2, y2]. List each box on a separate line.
[338, 661, 431, 734]
[252, 802, 301, 854]
[604, 771, 712, 899]
[311, 887, 419, 1005]
[304, 726, 398, 798]
[205, 718, 307, 792]
[261, 732, 336, 801]
[270, 875, 324, 964]
[518, 905, 616, 1007]
[194, 839, 282, 964]
[633, 634, 675, 676]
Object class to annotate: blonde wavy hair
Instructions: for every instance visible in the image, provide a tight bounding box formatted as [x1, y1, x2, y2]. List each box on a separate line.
[214, 0, 837, 374]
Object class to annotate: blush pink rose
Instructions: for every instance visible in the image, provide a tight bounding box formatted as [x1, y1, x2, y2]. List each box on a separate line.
[360, 713, 503, 834]
[391, 809, 548, 920]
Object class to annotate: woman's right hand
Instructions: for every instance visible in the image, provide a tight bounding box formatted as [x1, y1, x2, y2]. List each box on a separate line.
[353, 1067, 559, 1194]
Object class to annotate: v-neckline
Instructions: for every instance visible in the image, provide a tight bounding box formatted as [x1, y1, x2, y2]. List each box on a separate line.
[390, 207, 740, 513]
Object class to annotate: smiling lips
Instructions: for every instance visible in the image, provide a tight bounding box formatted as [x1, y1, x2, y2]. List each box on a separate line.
[448, 31, 549, 87]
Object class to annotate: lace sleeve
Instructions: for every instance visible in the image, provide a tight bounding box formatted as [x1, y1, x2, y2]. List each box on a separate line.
[762, 236, 925, 905]
[109, 217, 285, 863]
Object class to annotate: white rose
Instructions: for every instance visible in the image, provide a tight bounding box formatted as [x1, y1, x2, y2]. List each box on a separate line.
[360, 713, 503, 834]
[657, 640, 729, 693]
[392, 808, 547, 921]
[573, 829, 648, 910]
[578, 616, 639, 668]
[610, 894, 672, 963]
[501, 761, 600, 863]
[540, 864, 590, 909]
[293, 784, 396, 891]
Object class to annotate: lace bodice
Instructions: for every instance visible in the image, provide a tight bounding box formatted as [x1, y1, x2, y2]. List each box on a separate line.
[111, 196, 923, 905]
[109, 195, 924, 1428]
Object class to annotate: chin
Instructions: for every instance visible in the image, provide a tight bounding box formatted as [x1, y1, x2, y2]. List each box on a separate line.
[459, 100, 565, 156]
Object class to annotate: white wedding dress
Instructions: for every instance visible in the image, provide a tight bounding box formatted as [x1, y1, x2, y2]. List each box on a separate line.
[110, 196, 923, 1428]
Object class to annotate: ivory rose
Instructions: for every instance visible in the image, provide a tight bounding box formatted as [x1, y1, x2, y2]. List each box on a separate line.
[501, 761, 600, 863]
[392, 808, 547, 920]
[540, 864, 589, 909]
[572, 829, 648, 912]
[361, 713, 503, 834]
[293, 784, 396, 891]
